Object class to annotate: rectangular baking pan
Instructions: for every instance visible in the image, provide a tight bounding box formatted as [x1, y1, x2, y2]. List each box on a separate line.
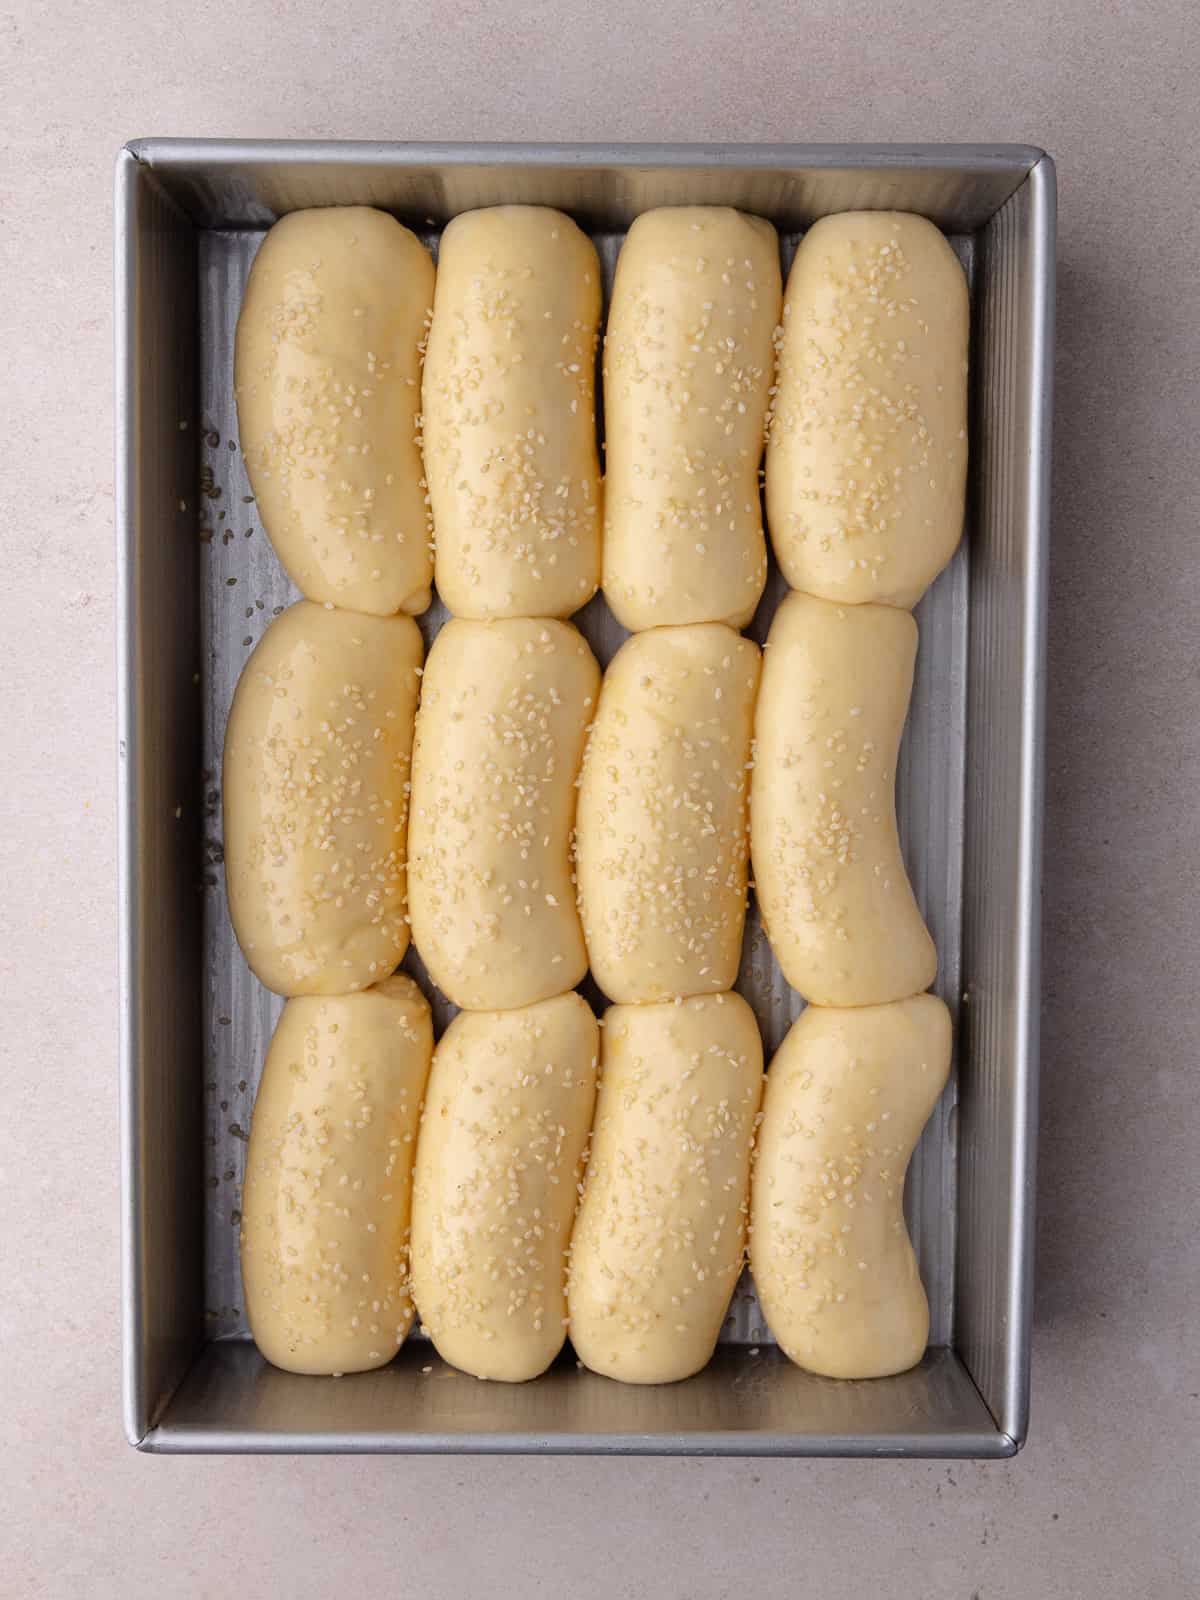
[117, 141, 1054, 1456]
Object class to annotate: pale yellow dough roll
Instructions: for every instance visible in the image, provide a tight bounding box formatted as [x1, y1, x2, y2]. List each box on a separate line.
[750, 590, 935, 1007]
[223, 600, 422, 996]
[407, 617, 600, 1010]
[766, 210, 968, 608]
[423, 206, 602, 619]
[568, 994, 763, 1384]
[575, 624, 760, 1004]
[602, 206, 781, 630]
[240, 975, 433, 1375]
[410, 994, 599, 1381]
[750, 995, 952, 1378]
[235, 206, 435, 616]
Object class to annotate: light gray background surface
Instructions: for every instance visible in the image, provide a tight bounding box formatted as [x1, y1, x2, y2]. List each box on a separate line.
[2, 2, 1197, 1595]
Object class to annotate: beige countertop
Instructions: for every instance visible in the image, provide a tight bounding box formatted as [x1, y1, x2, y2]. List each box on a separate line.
[2, 2, 1197, 1594]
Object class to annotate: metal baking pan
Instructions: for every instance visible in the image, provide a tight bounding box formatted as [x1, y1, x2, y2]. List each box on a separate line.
[117, 141, 1054, 1456]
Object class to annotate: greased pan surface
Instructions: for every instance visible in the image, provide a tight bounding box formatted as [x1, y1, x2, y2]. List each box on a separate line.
[195, 221, 969, 1356]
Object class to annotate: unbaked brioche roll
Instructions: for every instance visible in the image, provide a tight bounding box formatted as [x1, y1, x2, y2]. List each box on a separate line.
[240, 975, 433, 1375]
[407, 617, 599, 1010]
[750, 995, 951, 1378]
[767, 211, 968, 608]
[567, 994, 763, 1384]
[602, 207, 781, 630]
[235, 206, 435, 616]
[751, 590, 935, 1006]
[223, 600, 422, 996]
[575, 623, 760, 1004]
[423, 206, 602, 619]
[410, 994, 599, 1381]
